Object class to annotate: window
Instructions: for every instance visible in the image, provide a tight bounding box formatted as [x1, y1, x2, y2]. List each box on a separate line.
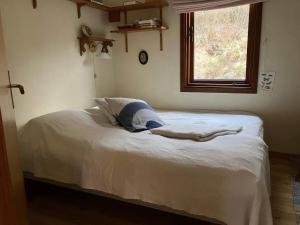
[180, 3, 262, 93]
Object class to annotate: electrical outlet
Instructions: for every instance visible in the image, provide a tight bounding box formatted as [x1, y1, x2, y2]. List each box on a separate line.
[259, 72, 275, 90]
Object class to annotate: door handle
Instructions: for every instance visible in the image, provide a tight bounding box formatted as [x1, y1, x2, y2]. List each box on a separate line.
[7, 71, 25, 109]
[8, 84, 25, 95]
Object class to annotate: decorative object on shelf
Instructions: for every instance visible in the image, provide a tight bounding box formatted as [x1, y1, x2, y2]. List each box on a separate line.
[117, 18, 162, 30]
[135, 18, 161, 28]
[78, 36, 115, 56]
[89, 42, 97, 53]
[139, 50, 148, 65]
[32, 0, 37, 9]
[97, 41, 114, 59]
[81, 25, 93, 37]
[78, 25, 114, 56]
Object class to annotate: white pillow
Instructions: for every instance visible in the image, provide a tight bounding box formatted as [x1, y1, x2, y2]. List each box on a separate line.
[105, 97, 144, 116]
[94, 98, 118, 125]
[105, 97, 164, 132]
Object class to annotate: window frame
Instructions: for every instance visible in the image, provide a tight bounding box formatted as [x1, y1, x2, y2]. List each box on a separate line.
[180, 3, 263, 93]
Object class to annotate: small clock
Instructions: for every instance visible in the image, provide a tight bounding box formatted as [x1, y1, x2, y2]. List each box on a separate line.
[139, 50, 148, 65]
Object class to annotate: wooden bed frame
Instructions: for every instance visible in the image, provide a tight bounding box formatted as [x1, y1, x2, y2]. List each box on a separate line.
[24, 172, 225, 225]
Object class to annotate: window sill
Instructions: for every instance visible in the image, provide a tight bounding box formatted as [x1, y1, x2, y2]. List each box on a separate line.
[180, 84, 258, 94]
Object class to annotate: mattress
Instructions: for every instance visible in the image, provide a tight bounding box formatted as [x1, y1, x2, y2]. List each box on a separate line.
[19, 108, 273, 225]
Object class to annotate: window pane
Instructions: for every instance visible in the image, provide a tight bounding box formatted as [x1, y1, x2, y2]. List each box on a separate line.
[194, 5, 250, 80]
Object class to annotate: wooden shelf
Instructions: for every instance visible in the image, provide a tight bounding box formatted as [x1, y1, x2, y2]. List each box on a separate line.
[109, 1, 169, 12]
[68, 0, 170, 53]
[111, 26, 169, 34]
[78, 36, 115, 56]
[70, 0, 109, 18]
[33, 1, 168, 19]
[70, 0, 168, 12]
[111, 26, 168, 52]
[69, 0, 168, 19]
[70, 0, 110, 11]
[79, 36, 114, 42]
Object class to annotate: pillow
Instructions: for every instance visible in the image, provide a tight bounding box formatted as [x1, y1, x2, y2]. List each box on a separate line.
[94, 98, 118, 125]
[105, 98, 165, 132]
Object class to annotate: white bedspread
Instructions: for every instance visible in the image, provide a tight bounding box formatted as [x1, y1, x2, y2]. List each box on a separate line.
[19, 109, 273, 225]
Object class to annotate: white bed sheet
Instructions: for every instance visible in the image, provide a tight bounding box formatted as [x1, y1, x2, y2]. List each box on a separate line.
[19, 108, 272, 225]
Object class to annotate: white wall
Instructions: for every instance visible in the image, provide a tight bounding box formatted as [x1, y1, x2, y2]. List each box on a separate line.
[0, 0, 116, 127]
[112, 0, 300, 154]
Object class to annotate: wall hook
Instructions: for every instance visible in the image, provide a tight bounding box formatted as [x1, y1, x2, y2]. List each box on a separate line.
[32, 0, 37, 9]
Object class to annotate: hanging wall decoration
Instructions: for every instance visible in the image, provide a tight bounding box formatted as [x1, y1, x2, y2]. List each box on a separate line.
[139, 50, 148, 65]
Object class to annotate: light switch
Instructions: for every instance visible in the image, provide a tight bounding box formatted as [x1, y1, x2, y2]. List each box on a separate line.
[259, 72, 276, 90]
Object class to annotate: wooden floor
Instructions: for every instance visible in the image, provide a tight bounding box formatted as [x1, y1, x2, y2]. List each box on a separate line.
[26, 153, 299, 225]
[270, 153, 298, 225]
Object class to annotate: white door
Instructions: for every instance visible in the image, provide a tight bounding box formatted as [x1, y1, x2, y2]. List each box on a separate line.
[0, 11, 28, 225]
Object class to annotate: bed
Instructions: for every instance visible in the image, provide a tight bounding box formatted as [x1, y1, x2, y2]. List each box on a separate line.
[19, 108, 273, 225]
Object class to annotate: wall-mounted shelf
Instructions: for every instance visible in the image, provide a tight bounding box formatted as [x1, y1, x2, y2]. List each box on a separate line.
[31, 0, 168, 53]
[111, 26, 169, 34]
[110, 1, 169, 52]
[110, 2, 169, 53]
[70, 0, 110, 11]
[111, 26, 168, 52]
[31, 0, 169, 19]
[70, 0, 110, 18]
[78, 36, 115, 56]
[109, 1, 169, 12]
[69, 0, 168, 20]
